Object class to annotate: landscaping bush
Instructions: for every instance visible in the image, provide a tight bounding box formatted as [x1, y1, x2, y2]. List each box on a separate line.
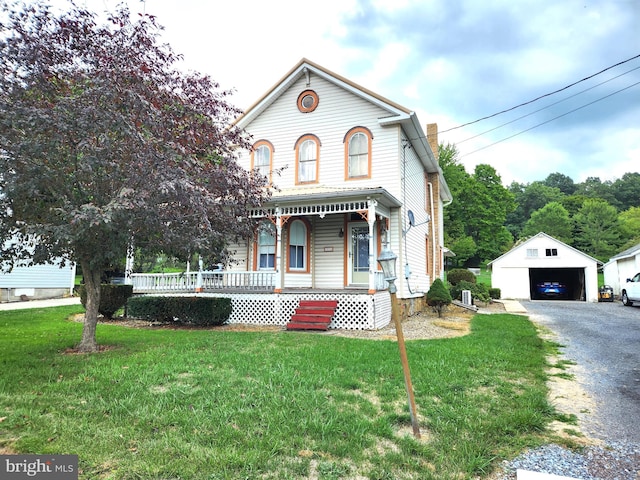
[450, 280, 491, 304]
[426, 278, 452, 317]
[489, 287, 501, 300]
[127, 296, 232, 326]
[78, 284, 134, 319]
[446, 268, 477, 286]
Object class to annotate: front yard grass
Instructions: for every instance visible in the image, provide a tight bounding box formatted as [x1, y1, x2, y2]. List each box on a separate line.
[0, 306, 560, 479]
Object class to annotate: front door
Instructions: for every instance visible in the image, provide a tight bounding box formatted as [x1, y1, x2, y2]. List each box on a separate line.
[348, 224, 370, 286]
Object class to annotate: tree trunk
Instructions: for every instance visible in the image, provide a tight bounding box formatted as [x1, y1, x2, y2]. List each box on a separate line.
[77, 261, 102, 353]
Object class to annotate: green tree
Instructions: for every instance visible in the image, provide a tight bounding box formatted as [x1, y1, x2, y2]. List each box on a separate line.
[574, 199, 622, 261]
[575, 177, 619, 208]
[439, 143, 473, 242]
[522, 202, 573, 244]
[0, 3, 269, 352]
[468, 164, 515, 262]
[544, 172, 577, 195]
[506, 181, 563, 239]
[449, 236, 477, 267]
[618, 206, 640, 248]
[612, 173, 640, 211]
[439, 144, 514, 264]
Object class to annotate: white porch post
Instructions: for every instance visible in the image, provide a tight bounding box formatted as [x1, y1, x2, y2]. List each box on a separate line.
[368, 199, 377, 294]
[274, 207, 283, 293]
[124, 240, 134, 285]
[196, 255, 204, 292]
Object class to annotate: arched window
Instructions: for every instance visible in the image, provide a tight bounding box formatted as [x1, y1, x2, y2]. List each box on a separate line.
[288, 220, 309, 272]
[344, 127, 372, 179]
[256, 221, 276, 270]
[295, 134, 320, 184]
[251, 140, 273, 182]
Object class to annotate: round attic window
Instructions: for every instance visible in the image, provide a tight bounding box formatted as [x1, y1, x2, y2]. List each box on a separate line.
[297, 90, 319, 113]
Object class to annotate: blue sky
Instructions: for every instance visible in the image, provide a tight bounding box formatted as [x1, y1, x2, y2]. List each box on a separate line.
[26, 0, 640, 185]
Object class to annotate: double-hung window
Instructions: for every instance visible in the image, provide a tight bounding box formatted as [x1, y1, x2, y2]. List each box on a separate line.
[295, 134, 319, 184]
[288, 220, 308, 272]
[257, 222, 276, 270]
[252, 140, 273, 181]
[345, 127, 372, 179]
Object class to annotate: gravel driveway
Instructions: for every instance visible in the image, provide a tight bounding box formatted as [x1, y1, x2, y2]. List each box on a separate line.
[523, 299, 640, 443]
[493, 299, 640, 479]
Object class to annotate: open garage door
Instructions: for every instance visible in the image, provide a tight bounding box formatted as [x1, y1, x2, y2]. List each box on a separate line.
[529, 268, 585, 301]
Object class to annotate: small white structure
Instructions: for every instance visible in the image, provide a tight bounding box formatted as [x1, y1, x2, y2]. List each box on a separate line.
[0, 259, 76, 303]
[603, 243, 640, 296]
[488, 232, 600, 302]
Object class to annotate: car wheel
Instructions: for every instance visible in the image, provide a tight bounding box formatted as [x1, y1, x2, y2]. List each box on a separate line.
[622, 291, 633, 307]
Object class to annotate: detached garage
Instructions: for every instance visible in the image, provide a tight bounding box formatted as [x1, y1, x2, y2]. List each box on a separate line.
[488, 232, 600, 302]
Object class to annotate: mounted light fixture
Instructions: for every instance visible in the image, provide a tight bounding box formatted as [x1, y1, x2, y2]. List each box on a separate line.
[377, 245, 421, 439]
[338, 228, 344, 238]
[377, 246, 397, 290]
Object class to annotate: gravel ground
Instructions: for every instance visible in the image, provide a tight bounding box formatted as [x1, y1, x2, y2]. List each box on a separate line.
[491, 442, 640, 479]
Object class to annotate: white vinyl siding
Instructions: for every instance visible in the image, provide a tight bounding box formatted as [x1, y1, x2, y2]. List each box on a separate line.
[313, 215, 345, 289]
[398, 134, 429, 293]
[237, 75, 400, 195]
[0, 261, 75, 289]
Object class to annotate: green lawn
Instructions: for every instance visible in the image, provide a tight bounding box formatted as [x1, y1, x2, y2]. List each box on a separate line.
[0, 306, 568, 479]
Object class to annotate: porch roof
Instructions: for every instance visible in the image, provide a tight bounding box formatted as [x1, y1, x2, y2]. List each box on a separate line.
[251, 185, 401, 219]
[270, 185, 401, 207]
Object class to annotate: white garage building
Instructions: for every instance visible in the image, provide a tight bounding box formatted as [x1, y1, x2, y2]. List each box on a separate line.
[488, 232, 600, 302]
[602, 243, 640, 297]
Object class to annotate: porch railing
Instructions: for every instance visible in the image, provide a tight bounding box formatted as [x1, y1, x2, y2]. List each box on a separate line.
[131, 271, 276, 293]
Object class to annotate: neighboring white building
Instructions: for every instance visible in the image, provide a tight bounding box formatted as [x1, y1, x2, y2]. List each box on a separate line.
[0, 259, 76, 302]
[603, 243, 640, 297]
[488, 232, 600, 302]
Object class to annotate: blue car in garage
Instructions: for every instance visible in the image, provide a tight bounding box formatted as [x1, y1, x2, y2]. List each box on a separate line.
[536, 281, 568, 299]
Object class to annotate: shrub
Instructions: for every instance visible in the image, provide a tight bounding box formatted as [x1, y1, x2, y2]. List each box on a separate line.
[489, 288, 501, 300]
[447, 268, 477, 286]
[78, 284, 134, 319]
[127, 296, 232, 326]
[426, 278, 452, 317]
[450, 280, 491, 304]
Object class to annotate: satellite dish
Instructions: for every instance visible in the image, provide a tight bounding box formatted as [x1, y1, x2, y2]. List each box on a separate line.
[408, 210, 415, 227]
[403, 210, 430, 237]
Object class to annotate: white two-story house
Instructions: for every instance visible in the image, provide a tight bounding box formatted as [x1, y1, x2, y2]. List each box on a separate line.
[218, 59, 452, 329]
[132, 59, 452, 329]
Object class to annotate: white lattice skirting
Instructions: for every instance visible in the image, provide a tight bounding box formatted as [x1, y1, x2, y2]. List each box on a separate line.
[171, 292, 393, 330]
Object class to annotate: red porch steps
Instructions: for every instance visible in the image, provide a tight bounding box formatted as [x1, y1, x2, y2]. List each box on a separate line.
[286, 300, 338, 331]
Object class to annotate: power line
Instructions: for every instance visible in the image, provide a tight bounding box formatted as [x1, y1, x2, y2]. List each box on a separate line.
[456, 65, 640, 145]
[460, 79, 640, 158]
[440, 53, 640, 134]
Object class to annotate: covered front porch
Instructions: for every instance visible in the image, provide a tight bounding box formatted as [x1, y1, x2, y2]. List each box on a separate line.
[128, 187, 419, 330]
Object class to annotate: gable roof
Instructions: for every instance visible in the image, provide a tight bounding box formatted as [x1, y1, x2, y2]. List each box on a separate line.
[234, 58, 452, 203]
[487, 232, 601, 268]
[604, 242, 640, 265]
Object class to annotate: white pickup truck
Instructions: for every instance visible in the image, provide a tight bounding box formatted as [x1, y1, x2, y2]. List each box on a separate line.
[621, 272, 640, 306]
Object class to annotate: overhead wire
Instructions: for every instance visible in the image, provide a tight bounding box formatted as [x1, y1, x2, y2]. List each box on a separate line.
[461, 79, 640, 157]
[439, 52, 640, 133]
[456, 65, 640, 145]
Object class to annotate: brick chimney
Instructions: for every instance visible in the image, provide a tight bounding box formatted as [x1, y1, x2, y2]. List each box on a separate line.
[426, 123, 439, 161]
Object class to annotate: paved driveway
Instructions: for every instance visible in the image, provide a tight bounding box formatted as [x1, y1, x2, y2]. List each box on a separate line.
[522, 299, 640, 443]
